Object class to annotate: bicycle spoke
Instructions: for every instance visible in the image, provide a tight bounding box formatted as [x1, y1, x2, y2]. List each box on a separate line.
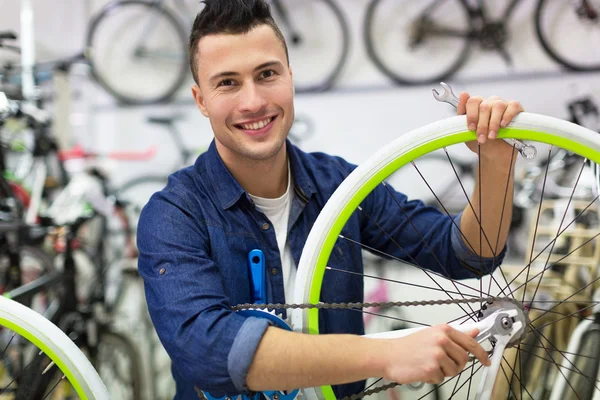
[508, 238, 600, 318]
[518, 347, 525, 399]
[529, 302, 597, 330]
[42, 374, 65, 400]
[0, 349, 40, 395]
[381, 183, 477, 319]
[411, 151, 511, 297]
[0, 332, 16, 360]
[447, 144, 516, 294]
[498, 363, 523, 399]
[478, 145, 483, 309]
[526, 305, 598, 322]
[466, 360, 475, 399]
[350, 307, 429, 327]
[519, 345, 600, 373]
[354, 204, 477, 321]
[434, 361, 484, 400]
[333, 237, 484, 296]
[525, 330, 600, 398]
[326, 266, 483, 299]
[497, 193, 600, 295]
[527, 274, 600, 324]
[529, 157, 587, 305]
[364, 377, 384, 393]
[448, 367, 466, 399]
[523, 342, 600, 360]
[448, 309, 481, 325]
[522, 147, 553, 303]
[488, 145, 518, 298]
[530, 328, 592, 397]
[509, 347, 521, 399]
[501, 353, 535, 400]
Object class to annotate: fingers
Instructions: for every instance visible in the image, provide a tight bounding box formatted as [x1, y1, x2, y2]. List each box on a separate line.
[466, 95, 484, 134]
[425, 369, 445, 385]
[501, 100, 525, 128]
[449, 327, 491, 366]
[474, 96, 501, 144]
[444, 338, 471, 372]
[487, 100, 508, 140]
[457, 91, 470, 116]
[464, 95, 524, 144]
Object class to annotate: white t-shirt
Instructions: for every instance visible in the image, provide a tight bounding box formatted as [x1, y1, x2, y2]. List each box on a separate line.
[248, 164, 296, 302]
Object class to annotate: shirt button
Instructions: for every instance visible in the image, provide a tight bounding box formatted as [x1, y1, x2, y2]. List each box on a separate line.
[271, 267, 279, 275]
[261, 223, 270, 230]
[159, 267, 166, 275]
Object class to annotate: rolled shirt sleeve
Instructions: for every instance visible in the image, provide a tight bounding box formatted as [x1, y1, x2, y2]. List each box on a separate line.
[137, 185, 269, 395]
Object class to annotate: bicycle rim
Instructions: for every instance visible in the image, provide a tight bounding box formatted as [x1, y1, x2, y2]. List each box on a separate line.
[535, 0, 600, 71]
[86, 0, 189, 104]
[271, 0, 350, 92]
[0, 295, 108, 399]
[364, 0, 471, 85]
[292, 113, 600, 399]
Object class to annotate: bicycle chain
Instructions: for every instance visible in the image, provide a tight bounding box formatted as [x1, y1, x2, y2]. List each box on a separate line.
[232, 296, 520, 399]
[231, 296, 520, 312]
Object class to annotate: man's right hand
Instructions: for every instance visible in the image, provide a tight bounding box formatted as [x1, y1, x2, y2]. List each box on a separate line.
[382, 324, 491, 385]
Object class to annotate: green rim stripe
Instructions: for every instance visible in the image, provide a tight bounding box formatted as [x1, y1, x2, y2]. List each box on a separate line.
[0, 313, 88, 399]
[306, 128, 600, 400]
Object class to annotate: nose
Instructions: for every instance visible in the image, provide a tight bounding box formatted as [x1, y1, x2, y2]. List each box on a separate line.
[238, 82, 267, 114]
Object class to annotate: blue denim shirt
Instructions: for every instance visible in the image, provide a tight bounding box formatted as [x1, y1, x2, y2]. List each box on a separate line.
[137, 140, 504, 399]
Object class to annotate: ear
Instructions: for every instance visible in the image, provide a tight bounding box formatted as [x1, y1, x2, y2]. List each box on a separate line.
[191, 84, 209, 118]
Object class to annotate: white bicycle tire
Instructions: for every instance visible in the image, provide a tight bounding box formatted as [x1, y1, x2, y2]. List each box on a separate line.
[0, 295, 109, 399]
[291, 112, 600, 400]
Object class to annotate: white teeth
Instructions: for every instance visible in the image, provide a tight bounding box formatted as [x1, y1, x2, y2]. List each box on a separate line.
[240, 117, 272, 130]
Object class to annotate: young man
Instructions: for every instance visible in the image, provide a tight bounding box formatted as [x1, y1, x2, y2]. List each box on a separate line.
[137, 1, 524, 398]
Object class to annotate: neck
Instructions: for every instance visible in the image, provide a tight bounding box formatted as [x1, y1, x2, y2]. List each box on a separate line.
[218, 142, 289, 198]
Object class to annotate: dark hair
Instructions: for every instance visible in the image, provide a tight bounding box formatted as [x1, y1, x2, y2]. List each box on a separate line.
[188, 0, 289, 85]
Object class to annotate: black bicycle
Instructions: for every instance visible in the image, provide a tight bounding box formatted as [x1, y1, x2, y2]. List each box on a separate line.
[1, 214, 143, 399]
[364, 0, 600, 85]
[85, 0, 351, 104]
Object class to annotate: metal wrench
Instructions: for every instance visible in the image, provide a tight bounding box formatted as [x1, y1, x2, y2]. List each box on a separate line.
[432, 82, 537, 160]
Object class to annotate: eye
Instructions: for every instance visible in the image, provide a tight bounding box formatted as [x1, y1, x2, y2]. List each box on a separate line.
[218, 79, 235, 87]
[260, 69, 276, 79]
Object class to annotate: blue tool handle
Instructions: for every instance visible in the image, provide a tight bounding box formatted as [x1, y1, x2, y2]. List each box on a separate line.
[248, 249, 266, 304]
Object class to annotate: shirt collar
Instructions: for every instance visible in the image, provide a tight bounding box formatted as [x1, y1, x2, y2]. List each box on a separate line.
[202, 139, 316, 210]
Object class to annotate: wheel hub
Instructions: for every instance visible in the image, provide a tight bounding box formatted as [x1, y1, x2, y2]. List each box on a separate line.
[480, 22, 507, 50]
[478, 298, 530, 348]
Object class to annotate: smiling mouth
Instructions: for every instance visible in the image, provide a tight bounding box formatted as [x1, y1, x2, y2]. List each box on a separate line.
[235, 116, 275, 131]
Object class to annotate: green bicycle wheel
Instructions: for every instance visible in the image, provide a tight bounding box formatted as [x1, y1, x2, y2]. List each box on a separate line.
[292, 113, 600, 400]
[0, 294, 108, 399]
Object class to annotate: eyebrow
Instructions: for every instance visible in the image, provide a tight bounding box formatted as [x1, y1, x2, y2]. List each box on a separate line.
[208, 61, 283, 85]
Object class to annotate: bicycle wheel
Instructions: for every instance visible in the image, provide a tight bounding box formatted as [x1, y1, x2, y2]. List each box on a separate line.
[292, 113, 600, 399]
[86, 0, 189, 104]
[535, 0, 600, 72]
[270, 0, 350, 92]
[93, 330, 143, 400]
[364, 0, 472, 85]
[0, 294, 108, 398]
